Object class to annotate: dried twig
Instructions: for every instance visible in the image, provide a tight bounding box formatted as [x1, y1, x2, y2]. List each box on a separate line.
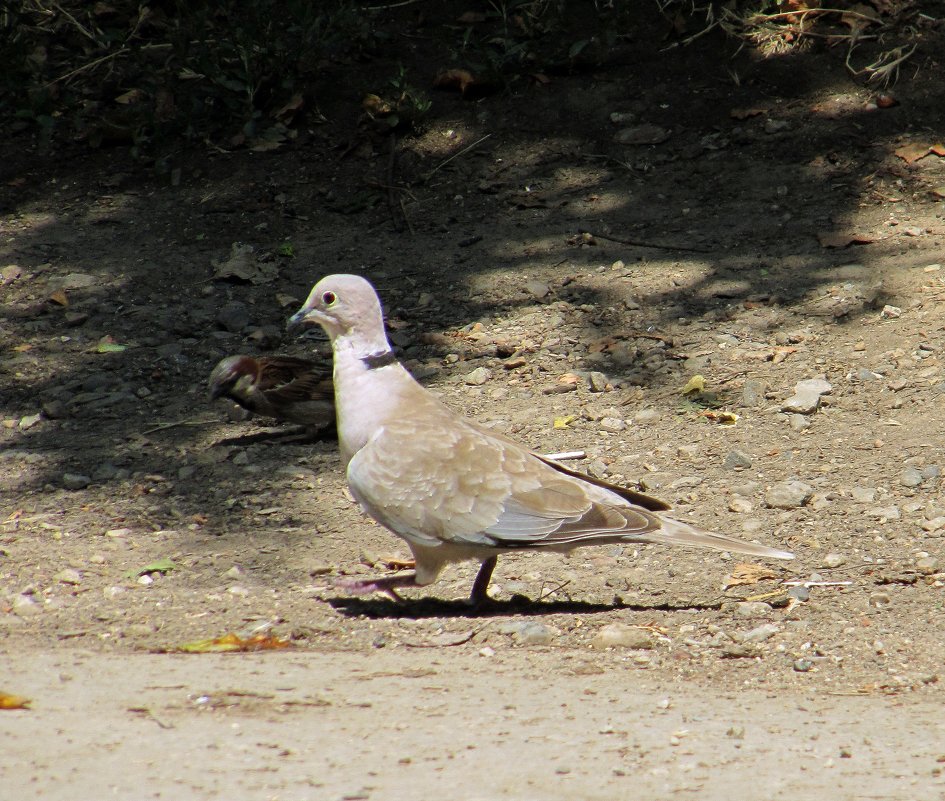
[141, 419, 219, 435]
[424, 134, 492, 181]
[577, 229, 711, 254]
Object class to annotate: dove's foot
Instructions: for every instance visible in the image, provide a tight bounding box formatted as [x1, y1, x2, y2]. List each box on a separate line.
[335, 573, 419, 602]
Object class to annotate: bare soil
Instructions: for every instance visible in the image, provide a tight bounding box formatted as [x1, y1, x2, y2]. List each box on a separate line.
[3, 9, 945, 799]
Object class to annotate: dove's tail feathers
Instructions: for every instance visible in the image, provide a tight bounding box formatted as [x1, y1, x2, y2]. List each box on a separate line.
[643, 516, 794, 560]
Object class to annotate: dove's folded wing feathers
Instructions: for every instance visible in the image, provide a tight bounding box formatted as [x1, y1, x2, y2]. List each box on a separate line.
[347, 412, 665, 552]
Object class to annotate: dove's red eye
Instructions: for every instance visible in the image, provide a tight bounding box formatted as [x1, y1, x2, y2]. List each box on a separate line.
[322, 291, 336, 305]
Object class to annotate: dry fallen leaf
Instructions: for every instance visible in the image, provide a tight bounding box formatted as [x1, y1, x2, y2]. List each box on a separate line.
[177, 632, 292, 654]
[553, 415, 577, 429]
[682, 375, 706, 395]
[0, 691, 31, 710]
[894, 143, 945, 164]
[817, 231, 874, 248]
[729, 107, 767, 120]
[700, 409, 738, 425]
[48, 290, 69, 306]
[725, 562, 780, 589]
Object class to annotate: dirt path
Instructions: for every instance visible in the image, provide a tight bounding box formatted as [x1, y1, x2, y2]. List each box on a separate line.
[5, 648, 943, 800]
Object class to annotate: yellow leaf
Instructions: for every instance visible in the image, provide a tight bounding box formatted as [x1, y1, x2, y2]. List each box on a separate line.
[553, 415, 576, 429]
[0, 691, 31, 710]
[48, 290, 69, 306]
[13, 343, 32, 352]
[682, 375, 706, 394]
[177, 632, 292, 654]
[700, 409, 739, 425]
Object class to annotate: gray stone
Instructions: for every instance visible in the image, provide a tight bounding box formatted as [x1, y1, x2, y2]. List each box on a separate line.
[633, 408, 660, 424]
[734, 601, 773, 618]
[599, 417, 626, 433]
[730, 481, 761, 497]
[735, 623, 780, 644]
[916, 557, 939, 575]
[49, 272, 97, 290]
[19, 413, 42, 430]
[741, 379, 766, 407]
[55, 568, 82, 585]
[823, 553, 846, 569]
[900, 467, 924, 488]
[62, 473, 91, 490]
[765, 480, 813, 509]
[216, 301, 251, 333]
[724, 449, 752, 470]
[921, 465, 941, 480]
[525, 280, 550, 299]
[92, 463, 119, 481]
[788, 414, 812, 432]
[12, 593, 43, 616]
[781, 389, 822, 414]
[787, 586, 810, 602]
[592, 623, 655, 650]
[867, 505, 901, 521]
[516, 622, 554, 646]
[851, 486, 877, 503]
[464, 367, 492, 386]
[856, 368, 884, 382]
[41, 400, 68, 419]
[589, 371, 609, 392]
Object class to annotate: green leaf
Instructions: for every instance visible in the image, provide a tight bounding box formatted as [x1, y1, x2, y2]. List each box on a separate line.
[96, 342, 127, 353]
[125, 558, 177, 579]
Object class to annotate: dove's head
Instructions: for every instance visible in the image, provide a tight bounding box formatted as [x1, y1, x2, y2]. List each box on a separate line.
[289, 274, 389, 351]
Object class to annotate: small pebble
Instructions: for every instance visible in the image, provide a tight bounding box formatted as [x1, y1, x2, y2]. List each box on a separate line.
[728, 497, 753, 514]
[724, 449, 752, 470]
[592, 623, 655, 650]
[736, 623, 780, 644]
[869, 591, 891, 608]
[734, 601, 773, 618]
[900, 467, 924, 488]
[55, 568, 82, 585]
[794, 658, 814, 672]
[823, 553, 846, 569]
[916, 557, 938, 575]
[765, 480, 813, 509]
[589, 371, 610, 392]
[599, 417, 626, 433]
[12, 593, 43, 616]
[464, 367, 492, 386]
[62, 473, 91, 490]
[787, 586, 810, 602]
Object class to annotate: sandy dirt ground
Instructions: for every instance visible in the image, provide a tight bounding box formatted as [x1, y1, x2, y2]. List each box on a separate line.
[3, 6, 945, 799]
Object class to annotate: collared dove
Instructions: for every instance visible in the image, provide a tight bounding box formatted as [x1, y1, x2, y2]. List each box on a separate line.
[209, 354, 335, 432]
[289, 274, 793, 604]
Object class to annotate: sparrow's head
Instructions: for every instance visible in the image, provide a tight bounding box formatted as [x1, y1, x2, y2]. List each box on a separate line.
[288, 274, 388, 349]
[208, 355, 258, 399]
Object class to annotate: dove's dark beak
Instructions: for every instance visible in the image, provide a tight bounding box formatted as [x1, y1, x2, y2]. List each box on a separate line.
[287, 308, 316, 335]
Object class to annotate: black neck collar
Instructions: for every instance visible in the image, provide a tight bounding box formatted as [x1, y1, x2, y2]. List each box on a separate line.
[361, 350, 397, 370]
